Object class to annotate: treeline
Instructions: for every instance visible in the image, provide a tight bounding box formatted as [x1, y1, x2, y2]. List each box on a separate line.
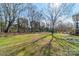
[0, 3, 50, 33]
[0, 3, 75, 33]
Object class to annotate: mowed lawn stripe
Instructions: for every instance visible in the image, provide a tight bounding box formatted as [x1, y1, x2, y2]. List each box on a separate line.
[0, 33, 50, 48]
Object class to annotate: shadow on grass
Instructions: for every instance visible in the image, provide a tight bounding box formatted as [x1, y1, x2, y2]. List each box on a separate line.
[52, 35, 79, 56]
[39, 34, 53, 56]
[8, 34, 51, 56]
[1, 33, 77, 56]
[39, 34, 78, 56]
[27, 34, 79, 56]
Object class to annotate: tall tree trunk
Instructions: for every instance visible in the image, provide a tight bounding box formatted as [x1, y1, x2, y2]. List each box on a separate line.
[0, 19, 3, 32]
[17, 19, 20, 32]
[0, 22, 3, 32]
[4, 20, 13, 33]
[4, 23, 11, 33]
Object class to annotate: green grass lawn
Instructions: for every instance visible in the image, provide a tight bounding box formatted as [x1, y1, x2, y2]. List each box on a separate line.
[0, 32, 79, 56]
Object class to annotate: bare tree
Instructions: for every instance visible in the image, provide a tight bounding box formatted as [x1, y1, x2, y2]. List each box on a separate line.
[46, 3, 75, 34]
[42, 3, 75, 55]
[0, 3, 26, 33]
[26, 3, 37, 32]
[26, 3, 44, 32]
[17, 17, 28, 32]
[0, 9, 3, 32]
[55, 20, 74, 33]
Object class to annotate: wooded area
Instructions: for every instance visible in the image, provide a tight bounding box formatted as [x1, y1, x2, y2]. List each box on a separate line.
[0, 3, 79, 56]
[0, 3, 75, 34]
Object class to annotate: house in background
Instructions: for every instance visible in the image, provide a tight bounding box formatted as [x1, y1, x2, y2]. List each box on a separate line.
[72, 13, 79, 35]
